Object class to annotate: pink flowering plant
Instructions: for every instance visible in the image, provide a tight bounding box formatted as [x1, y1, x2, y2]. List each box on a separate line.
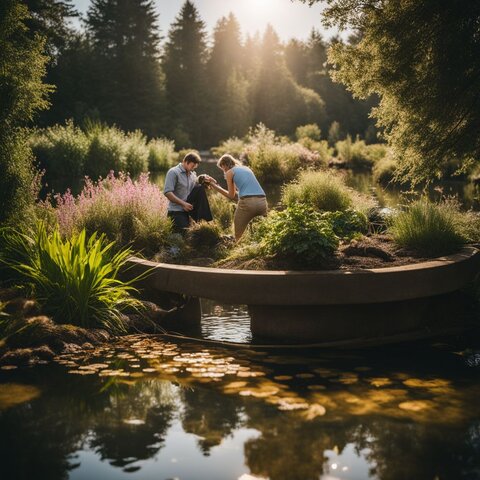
[49, 171, 172, 254]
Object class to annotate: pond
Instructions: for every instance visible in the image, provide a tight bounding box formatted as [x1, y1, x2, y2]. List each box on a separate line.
[1, 305, 480, 480]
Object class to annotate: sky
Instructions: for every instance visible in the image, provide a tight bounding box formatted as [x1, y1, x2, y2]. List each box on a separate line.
[72, 0, 344, 43]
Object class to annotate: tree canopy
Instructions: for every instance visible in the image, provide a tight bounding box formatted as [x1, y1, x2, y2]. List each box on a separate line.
[300, 0, 480, 182]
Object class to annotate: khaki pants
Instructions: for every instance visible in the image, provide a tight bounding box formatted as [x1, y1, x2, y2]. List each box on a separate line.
[234, 196, 268, 240]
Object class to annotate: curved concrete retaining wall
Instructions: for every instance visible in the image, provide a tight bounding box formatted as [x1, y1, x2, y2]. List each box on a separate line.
[126, 247, 480, 306]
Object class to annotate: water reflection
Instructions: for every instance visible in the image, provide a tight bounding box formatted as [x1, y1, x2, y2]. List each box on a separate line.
[1, 336, 480, 480]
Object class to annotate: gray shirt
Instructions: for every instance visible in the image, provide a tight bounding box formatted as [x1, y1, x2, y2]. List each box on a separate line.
[163, 163, 197, 212]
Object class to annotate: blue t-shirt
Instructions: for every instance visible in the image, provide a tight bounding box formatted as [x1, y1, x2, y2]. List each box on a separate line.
[232, 166, 265, 198]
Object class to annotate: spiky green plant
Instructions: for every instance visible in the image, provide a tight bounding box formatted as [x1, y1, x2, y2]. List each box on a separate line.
[0, 224, 143, 332]
[389, 200, 465, 256]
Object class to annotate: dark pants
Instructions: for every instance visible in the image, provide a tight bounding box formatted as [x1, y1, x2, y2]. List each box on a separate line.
[168, 185, 213, 233]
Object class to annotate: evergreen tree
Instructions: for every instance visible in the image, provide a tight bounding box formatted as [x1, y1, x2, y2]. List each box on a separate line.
[252, 25, 325, 135]
[163, 0, 208, 147]
[285, 38, 309, 86]
[0, 0, 51, 225]
[86, 0, 165, 136]
[205, 13, 251, 144]
[24, 0, 78, 57]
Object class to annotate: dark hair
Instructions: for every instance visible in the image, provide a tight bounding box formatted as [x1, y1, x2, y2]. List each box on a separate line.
[183, 151, 201, 165]
[217, 154, 241, 170]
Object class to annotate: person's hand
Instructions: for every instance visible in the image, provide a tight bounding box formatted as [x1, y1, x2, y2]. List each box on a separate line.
[205, 175, 217, 184]
[182, 202, 193, 212]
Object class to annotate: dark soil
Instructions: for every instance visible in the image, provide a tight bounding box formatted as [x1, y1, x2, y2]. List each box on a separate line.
[213, 234, 434, 271]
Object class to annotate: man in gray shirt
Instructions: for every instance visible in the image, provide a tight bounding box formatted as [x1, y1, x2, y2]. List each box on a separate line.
[164, 151, 214, 232]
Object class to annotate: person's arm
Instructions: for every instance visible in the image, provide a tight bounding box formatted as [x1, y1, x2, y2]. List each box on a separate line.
[164, 170, 193, 211]
[211, 169, 238, 201]
[165, 192, 193, 211]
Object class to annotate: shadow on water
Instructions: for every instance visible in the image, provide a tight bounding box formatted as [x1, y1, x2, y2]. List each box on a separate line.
[1, 320, 480, 480]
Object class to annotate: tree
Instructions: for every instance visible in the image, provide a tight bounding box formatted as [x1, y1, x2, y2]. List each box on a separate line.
[0, 0, 51, 225]
[205, 13, 251, 143]
[24, 0, 78, 57]
[300, 0, 480, 182]
[86, 0, 165, 136]
[162, 0, 208, 147]
[252, 25, 325, 135]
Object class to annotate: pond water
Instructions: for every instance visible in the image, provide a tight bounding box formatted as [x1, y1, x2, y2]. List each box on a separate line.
[1, 305, 480, 480]
[7, 165, 480, 478]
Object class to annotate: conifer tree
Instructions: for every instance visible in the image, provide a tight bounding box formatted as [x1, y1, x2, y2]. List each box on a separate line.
[86, 0, 165, 136]
[205, 13, 251, 143]
[252, 25, 324, 135]
[162, 0, 208, 147]
[0, 0, 51, 225]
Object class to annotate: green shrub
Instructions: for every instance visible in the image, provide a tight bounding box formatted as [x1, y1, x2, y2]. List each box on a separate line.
[124, 130, 149, 176]
[373, 156, 398, 185]
[211, 137, 246, 159]
[282, 170, 353, 212]
[30, 121, 89, 180]
[186, 221, 222, 249]
[389, 200, 465, 256]
[336, 136, 387, 170]
[320, 209, 368, 239]
[0, 224, 142, 332]
[208, 193, 235, 232]
[295, 124, 321, 141]
[148, 138, 176, 171]
[84, 123, 128, 178]
[254, 204, 339, 267]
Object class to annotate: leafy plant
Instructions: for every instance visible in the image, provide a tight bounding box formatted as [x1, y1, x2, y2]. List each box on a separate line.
[148, 138, 176, 171]
[320, 209, 368, 239]
[254, 204, 339, 267]
[0, 223, 143, 332]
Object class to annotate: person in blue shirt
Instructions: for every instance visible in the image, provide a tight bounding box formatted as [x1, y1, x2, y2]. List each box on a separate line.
[163, 152, 214, 232]
[210, 154, 267, 240]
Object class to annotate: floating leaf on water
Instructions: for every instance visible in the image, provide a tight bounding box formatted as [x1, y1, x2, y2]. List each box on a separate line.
[0, 384, 41, 410]
[273, 375, 293, 381]
[398, 400, 434, 412]
[303, 403, 327, 420]
[78, 363, 109, 371]
[142, 368, 156, 373]
[403, 378, 451, 389]
[224, 381, 248, 389]
[368, 377, 392, 387]
[1, 365, 18, 371]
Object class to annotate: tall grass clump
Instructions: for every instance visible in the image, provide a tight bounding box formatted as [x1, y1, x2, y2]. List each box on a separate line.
[389, 200, 465, 256]
[148, 138, 176, 171]
[30, 121, 89, 180]
[48, 172, 172, 254]
[211, 137, 246, 159]
[0, 224, 142, 332]
[372, 155, 398, 185]
[208, 193, 235, 232]
[282, 171, 353, 212]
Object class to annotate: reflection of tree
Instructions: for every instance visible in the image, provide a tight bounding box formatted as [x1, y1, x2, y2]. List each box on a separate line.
[352, 419, 480, 480]
[0, 370, 107, 480]
[243, 403, 353, 480]
[180, 386, 244, 455]
[89, 381, 175, 471]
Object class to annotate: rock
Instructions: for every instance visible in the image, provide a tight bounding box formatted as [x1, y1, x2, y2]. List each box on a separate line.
[4, 298, 40, 316]
[0, 345, 55, 366]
